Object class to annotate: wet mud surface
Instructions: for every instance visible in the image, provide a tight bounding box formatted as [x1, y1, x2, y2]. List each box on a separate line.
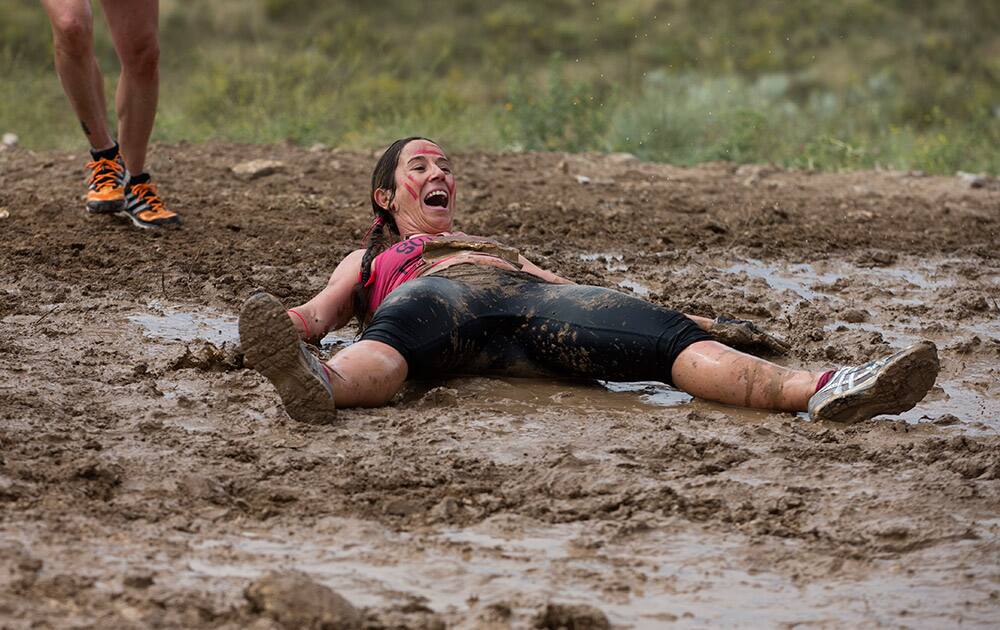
[2, 144, 999, 628]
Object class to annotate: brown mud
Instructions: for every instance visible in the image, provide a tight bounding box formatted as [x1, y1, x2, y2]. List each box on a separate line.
[1, 144, 999, 628]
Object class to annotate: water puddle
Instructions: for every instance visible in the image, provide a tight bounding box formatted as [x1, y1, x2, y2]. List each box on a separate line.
[722, 257, 960, 305]
[126, 293, 996, 431]
[580, 252, 628, 272]
[822, 321, 916, 347]
[129, 310, 238, 346]
[453, 377, 691, 413]
[617, 279, 653, 296]
[129, 306, 355, 348]
[722, 260, 838, 301]
[601, 380, 693, 407]
[580, 252, 654, 296]
[898, 354, 1000, 433]
[438, 524, 578, 561]
[178, 518, 990, 628]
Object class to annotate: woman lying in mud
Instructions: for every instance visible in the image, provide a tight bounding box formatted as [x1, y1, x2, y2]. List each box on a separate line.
[238, 137, 940, 425]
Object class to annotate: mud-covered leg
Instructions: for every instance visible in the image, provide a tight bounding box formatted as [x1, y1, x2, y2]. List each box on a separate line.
[325, 341, 408, 408]
[671, 339, 940, 423]
[671, 340, 820, 412]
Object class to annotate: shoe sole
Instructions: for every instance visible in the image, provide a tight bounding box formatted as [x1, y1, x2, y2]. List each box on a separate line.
[238, 293, 336, 424]
[118, 210, 182, 229]
[812, 341, 940, 423]
[87, 199, 125, 214]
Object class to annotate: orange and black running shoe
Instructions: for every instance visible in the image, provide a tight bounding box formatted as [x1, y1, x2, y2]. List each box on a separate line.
[122, 175, 181, 229]
[85, 154, 126, 214]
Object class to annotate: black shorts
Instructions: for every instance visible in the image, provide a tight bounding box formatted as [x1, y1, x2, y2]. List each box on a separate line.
[360, 265, 712, 384]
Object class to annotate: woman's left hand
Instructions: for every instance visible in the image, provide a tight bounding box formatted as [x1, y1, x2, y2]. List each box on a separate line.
[711, 316, 791, 355]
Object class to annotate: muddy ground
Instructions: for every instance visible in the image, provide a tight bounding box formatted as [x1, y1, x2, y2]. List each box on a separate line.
[1, 143, 999, 629]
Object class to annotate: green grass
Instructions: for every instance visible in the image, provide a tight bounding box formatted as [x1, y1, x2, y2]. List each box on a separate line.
[2, 0, 998, 174]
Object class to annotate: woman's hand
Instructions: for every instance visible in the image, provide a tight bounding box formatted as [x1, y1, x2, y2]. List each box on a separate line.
[518, 255, 575, 284]
[710, 316, 791, 355]
[289, 249, 366, 341]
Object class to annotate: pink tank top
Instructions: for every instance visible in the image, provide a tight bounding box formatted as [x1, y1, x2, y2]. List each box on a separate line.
[363, 233, 470, 313]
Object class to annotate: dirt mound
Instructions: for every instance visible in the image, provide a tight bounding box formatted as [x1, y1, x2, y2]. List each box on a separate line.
[1, 143, 998, 627]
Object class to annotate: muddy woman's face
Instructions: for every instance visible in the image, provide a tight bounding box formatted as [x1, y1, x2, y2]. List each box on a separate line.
[377, 140, 456, 236]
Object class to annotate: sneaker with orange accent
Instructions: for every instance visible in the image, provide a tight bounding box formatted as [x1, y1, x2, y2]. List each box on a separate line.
[122, 174, 181, 228]
[85, 153, 126, 214]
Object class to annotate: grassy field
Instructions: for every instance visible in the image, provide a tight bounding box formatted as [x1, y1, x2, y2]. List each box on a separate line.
[2, 0, 998, 173]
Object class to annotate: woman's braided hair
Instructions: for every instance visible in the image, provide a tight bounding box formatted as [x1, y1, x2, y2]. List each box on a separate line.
[352, 136, 430, 328]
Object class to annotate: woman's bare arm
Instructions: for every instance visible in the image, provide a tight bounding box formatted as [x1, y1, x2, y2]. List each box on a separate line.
[518, 255, 575, 285]
[685, 313, 715, 331]
[287, 249, 366, 342]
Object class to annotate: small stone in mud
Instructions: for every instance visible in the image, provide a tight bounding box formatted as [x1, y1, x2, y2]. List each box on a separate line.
[840, 308, 870, 323]
[0, 543, 43, 590]
[170, 342, 242, 372]
[71, 458, 123, 486]
[123, 571, 155, 589]
[933, 414, 961, 426]
[245, 570, 361, 630]
[702, 219, 728, 234]
[417, 386, 459, 407]
[607, 152, 638, 164]
[137, 419, 164, 434]
[176, 473, 230, 505]
[956, 171, 1000, 190]
[534, 602, 610, 630]
[232, 159, 286, 181]
[384, 498, 422, 516]
[429, 496, 460, 521]
[855, 251, 897, 267]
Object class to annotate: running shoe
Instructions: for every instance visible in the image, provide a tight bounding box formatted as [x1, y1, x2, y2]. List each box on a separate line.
[85, 154, 126, 214]
[239, 293, 337, 424]
[808, 340, 940, 423]
[122, 175, 181, 228]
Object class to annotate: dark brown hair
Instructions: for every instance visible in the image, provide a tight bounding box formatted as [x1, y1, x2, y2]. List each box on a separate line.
[352, 136, 432, 327]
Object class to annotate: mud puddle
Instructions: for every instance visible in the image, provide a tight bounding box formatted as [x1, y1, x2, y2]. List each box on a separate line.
[129, 306, 700, 415]
[722, 256, 999, 432]
[129, 304, 355, 350]
[172, 515, 998, 629]
[722, 256, 960, 305]
[129, 305, 239, 346]
[126, 300, 998, 432]
[723, 260, 839, 301]
[5, 145, 1000, 628]
[581, 252, 654, 296]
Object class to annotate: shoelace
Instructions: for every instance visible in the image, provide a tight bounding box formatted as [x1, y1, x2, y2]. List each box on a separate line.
[86, 158, 124, 191]
[129, 182, 170, 215]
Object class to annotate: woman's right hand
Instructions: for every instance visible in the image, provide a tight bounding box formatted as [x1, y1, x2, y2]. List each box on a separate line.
[288, 249, 366, 340]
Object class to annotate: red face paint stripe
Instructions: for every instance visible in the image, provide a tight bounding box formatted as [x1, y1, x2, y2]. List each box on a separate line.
[403, 182, 418, 201]
[412, 151, 445, 158]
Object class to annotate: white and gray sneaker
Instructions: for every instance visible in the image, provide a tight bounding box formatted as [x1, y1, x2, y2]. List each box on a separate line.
[808, 341, 940, 423]
[239, 293, 336, 424]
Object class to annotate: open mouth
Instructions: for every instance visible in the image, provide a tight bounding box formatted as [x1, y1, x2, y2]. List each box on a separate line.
[423, 190, 449, 208]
